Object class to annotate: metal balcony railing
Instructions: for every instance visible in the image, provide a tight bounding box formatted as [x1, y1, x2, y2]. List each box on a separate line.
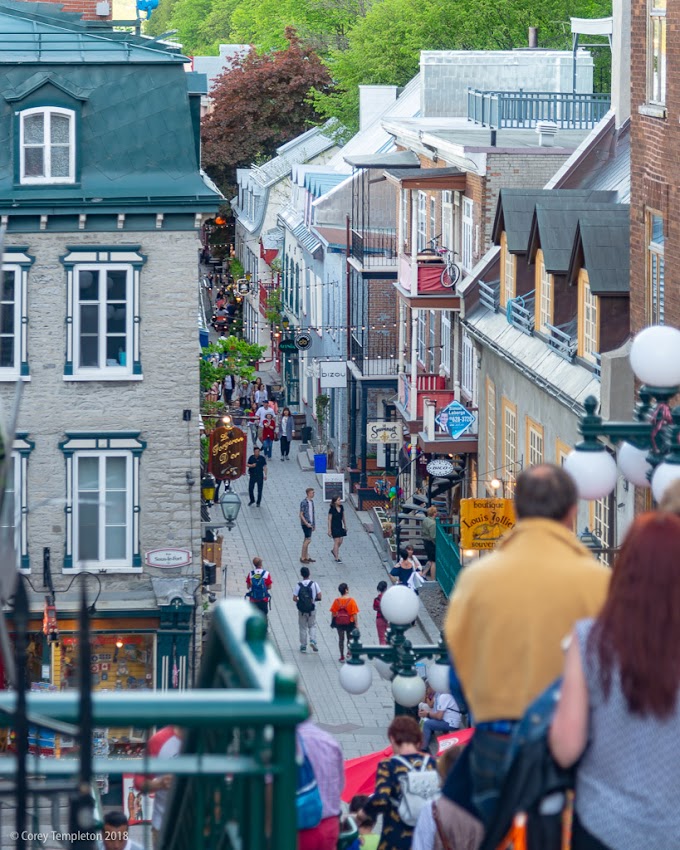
[350, 332, 400, 376]
[467, 89, 611, 130]
[544, 320, 577, 360]
[350, 228, 397, 267]
[506, 291, 535, 335]
[479, 279, 501, 312]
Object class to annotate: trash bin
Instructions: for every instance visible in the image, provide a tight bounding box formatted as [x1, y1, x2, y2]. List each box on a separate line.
[314, 453, 327, 474]
[301, 425, 313, 444]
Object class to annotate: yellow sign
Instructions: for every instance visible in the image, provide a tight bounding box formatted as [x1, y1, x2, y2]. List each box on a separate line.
[460, 498, 515, 550]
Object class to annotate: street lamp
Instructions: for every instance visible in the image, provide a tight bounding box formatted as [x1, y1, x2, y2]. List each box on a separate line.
[566, 325, 680, 503]
[219, 489, 242, 530]
[578, 527, 602, 551]
[339, 585, 449, 714]
[201, 473, 217, 503]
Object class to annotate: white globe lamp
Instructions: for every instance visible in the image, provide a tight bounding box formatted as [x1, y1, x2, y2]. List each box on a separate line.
[617, 442, 652, 488]
[564, 447, 618, 500]
[391, 673, 426, 708]
[339, 661, 373, 695]
[426, 662, 450, 694]
[651, 461, 680, 503]
[380, 585, 420, 626]
[629, 325, 680, 388]
[373, 658, 393, 681]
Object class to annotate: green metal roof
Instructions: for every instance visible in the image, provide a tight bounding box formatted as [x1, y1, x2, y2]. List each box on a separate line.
[568, 208, 630, 295]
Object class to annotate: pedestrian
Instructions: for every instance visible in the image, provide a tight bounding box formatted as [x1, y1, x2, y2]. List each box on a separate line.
[254, 381, 268, 408]
[102, 810, 144, 850]
[418, 688, 463, 752]
[246, 557, 272, 619]
[261, 412, 276, 458]
[328, 494, 348, 562]
[373, 581, 389, 645]
[330, 582, 359, 663]
[359, 716, 438, 850]
[133, 726, 182, 849]
[348, 796, 379, 849]
[297, 716, 345, 850]
[247, 445, 267, 506]
[238, 380, 250, 410]
[294, 565, 322, 653]
[421, 507, 438, 580]
[444, 464, 610, 826]
[255, 398, 273, 426]
[549, 512, 680, 850]
[299, 487, 316, 563]
[222, 372, 235, 405]
[390, 549, 419, 586]
[279, 406, 294, 461]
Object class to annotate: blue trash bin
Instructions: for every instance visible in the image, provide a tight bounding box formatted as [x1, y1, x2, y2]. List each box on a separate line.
[314, 453, 327, 474]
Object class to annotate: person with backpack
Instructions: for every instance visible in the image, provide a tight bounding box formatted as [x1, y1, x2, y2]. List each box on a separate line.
[294, 566, 322, 653]
[359, 716, 439, 850]
[330, 583, 359, 663]
[246, 557, 272, 620]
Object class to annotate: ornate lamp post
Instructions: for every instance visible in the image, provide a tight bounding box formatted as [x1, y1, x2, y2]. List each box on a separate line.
[565, 325, 680, 503]
[338, 585, 450, 714]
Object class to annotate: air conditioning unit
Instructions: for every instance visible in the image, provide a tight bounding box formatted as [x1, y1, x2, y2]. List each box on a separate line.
[96, 0, 110, 14]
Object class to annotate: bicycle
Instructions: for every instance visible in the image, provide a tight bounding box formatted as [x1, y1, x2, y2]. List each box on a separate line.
[420, 235, 461, 288]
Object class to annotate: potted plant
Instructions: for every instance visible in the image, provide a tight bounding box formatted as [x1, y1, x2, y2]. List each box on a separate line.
[313, 393, 330, 473]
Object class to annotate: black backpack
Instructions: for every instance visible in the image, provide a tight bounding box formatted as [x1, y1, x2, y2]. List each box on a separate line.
[296, 581, 315, 613]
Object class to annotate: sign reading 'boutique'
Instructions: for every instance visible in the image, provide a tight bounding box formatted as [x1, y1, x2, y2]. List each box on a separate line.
[209, 425, 247, 481]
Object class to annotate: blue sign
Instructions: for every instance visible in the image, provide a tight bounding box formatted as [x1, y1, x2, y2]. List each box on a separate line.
[434, 400, 476, 439]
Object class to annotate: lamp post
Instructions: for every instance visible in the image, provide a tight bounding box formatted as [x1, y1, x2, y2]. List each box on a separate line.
[565, 325, 680, 503]
[338, 585, 449, 715]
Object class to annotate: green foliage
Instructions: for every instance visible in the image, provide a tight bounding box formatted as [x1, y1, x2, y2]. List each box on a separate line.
[264, 287, 283, 326]
[315, 392, 330, 445]
[230, 257, 245, 280]
[201, 336, 266, 391]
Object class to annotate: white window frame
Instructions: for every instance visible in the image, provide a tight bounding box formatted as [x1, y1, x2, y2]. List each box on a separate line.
[502, 235, 516, 307]
[592, 495, 612, 566]
[647, 211, 665, 324]
[440, 311, 451, 374]
[417, 309, 427, 365]
[583, 279, 598, 360]
[315, 273, 322, 334]
[1, 438, 33, 572]
[538, 256, 552, 331]
[462, 198, 474, 271]
[429, 309, 436, 372]
[60, 432, 145, 573]
[502, 398, 517, 487]
[429, 195, 436, 245]
[400, 189, 409, 252]
[526, 417, 544, 467]
[461, 332, 475, 400]
[417, 192, 427, 252]
[0, 259, 30, 380]
[648, 0, 667, 105]
[442, 191, 453, 250]
[19, 107, 76, 185]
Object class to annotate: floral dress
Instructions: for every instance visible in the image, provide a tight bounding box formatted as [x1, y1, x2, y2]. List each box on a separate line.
[363, 753, 437, 850]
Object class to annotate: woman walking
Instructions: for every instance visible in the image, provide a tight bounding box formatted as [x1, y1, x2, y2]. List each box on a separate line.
[373, 581, 389, 645]
[421, 506, 438, 580]
[330, 583, 359, 663]
[328, 495, 348, 562]
[550, 512, 680, 850]
[261, 412, 276, 458]
[278, 406, 294, 461]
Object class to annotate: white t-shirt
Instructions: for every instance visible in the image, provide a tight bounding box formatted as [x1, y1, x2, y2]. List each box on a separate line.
[295, 579, 321, 602]
[434, 692, 461, 727]
[256, 405, 272, 425]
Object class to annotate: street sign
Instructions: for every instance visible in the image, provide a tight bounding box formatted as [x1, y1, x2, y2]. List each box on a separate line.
[320, 361, 347, 388]
[460, 498, 515, 550]
[434, 400, 476, 439]
[144, 548, 192, 568]
[295, 332, 312, 351]
[367, 422, 401, 444]
[278, 338, 297, 353]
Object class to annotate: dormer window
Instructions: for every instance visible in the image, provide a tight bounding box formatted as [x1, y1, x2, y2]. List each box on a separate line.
[578, 268, 598, 362]
[20, 107, 75, 184]
[500, 231, 515, 307]
[535, 249, 553, 331]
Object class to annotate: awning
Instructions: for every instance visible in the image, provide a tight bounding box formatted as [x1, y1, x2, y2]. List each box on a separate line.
[343, 150, 420, 169]
[384, 167, 466, 191]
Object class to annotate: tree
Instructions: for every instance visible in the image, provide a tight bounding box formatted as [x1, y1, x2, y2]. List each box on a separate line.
[201, 28, 334, 192]
[200, 336, 265, 392]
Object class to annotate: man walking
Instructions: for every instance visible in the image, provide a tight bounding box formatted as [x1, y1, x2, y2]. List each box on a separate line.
[299, 487, 316, 563]
[247, 445, 267, 506]
[293, 566, 322, 653]
[246, 557, 272, 620]
[444, 464, 610, 825]
[255, 398, 272, 425]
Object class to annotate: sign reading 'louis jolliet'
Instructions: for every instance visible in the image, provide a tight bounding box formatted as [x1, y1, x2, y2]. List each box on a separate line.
[459, 498, 515, 550]
[209, 426, 247, 480]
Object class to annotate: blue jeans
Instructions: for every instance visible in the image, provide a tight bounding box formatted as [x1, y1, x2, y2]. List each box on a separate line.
[262, 438, 273, 458]
[468, 728, 515, 825]
[422, 718, 455, 749]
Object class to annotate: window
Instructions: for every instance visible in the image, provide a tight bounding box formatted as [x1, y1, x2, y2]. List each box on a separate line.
[536, 250, 552, 331]
[578, 269, 598, 362]
[462, 198, 474, 271]
[648, 0, 667, 105]
[591, 494, 613, 565]
[646, 212, 665, 323]
[461, 332, 475, 399]
[417, 309, 427, 364]
[526, 417, 544, 467]
[442, 191, 453, 250]
[429, 195, 436, 246]
[429, 310, 436, 371]
[0, 437, 33, 571]
[401, 189, 409, 252]
[441, 311, 451, 373]
[502, 398, 517, 489]
[20, 107, 75, 184]
[60, 433, 145, 572]
[417, 192, 427, 252]
[486, 378, 496, 475]
[556, 439, 571, 466]
[0, 254, 31, 379]
[501, 232, 515, 307]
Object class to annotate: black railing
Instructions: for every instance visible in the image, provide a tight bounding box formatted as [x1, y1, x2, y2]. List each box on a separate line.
[349, 333, 399, 376]
[467, 89, 611, 130]
[350, 228, 397, 267]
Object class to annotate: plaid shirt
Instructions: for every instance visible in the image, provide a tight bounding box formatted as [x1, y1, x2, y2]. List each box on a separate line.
[297, 720, 344, 819]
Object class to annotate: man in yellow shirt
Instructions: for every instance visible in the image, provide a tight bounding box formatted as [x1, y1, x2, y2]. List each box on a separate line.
[444, 464, 610, 824]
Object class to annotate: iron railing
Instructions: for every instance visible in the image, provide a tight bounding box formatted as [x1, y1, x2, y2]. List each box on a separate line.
[593, 351, 602, 380]
[544, 320, 577, 360]
[479, 279, 500, 312]
[350, 228, 398, 268]
[506, 291, 535, 334]
[349, 332, 400, 376]
[435, 521, 462, 598]
[467, 89, 611, 130]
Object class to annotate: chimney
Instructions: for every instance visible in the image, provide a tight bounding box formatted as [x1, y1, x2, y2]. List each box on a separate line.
[358, 85, 399, 131]
[528, 27, 538, 48]
[611, 0, 631, 125]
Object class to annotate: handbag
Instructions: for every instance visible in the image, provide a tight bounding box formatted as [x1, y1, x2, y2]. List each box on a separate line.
[297, 736, 323, 830]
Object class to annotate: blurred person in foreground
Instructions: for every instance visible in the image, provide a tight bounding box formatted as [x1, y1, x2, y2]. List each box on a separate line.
[297, 716, 345, 850]
[444, 464, 610, 824]
[550, 512, 680, 849]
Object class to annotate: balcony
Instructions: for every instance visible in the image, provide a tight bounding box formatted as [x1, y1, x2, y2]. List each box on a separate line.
[350, 227, 397, 268]
[506, 291, 535, 335]
[398, 254, 463, 299]
[467, 88, 611, 130]
[544, 319, 577, 361]
[349, 332, 399, 377]
[398, 372, 456, 421]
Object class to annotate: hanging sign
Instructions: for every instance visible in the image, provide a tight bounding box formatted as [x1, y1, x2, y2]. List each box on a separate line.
[295, 331, 312, 351]
[367, 422, 401, 444]
[320, 361, 347, 388]
[460, 498, 515, 550]
[435, 401, 477, 439]
[279, 338, 297, 353]
[209, 425, 247, 480]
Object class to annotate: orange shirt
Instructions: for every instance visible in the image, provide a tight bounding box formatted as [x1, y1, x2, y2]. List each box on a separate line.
[330, 596, 359, 622]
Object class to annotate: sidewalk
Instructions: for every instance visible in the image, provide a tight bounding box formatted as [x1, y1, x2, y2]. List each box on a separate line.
[216, 429, 435, 759]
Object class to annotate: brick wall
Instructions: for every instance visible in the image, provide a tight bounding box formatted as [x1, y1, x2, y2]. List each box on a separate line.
[367, 278, 398, 358]
[22, 0, 112, 20]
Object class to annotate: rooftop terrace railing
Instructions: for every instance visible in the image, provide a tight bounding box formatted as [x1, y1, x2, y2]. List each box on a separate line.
[467, 88, 611, 130]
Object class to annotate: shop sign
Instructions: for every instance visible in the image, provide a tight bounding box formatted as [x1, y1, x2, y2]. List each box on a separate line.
[367, 421, 401, 444]
[279, 337, 297, 353]
[144, 548, 192, 568]
[460, 498, 515, 550]
[295, 331, 312, 351]
[320, 361, 347, 388]
[435, 400, 476, 439]
[322, 473, 345, 502]
[209, 425, 247, 480]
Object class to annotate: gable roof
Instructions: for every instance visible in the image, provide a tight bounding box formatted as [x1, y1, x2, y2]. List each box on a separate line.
[568, 208, 630, 294]
[249, 123, 339, 189]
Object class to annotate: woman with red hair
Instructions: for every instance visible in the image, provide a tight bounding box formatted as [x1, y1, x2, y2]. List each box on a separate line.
[550, 512, 680, 850]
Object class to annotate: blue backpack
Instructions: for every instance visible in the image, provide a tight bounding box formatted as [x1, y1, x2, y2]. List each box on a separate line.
[296, 736, 323, 830]
[250, 570, 269, 602]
